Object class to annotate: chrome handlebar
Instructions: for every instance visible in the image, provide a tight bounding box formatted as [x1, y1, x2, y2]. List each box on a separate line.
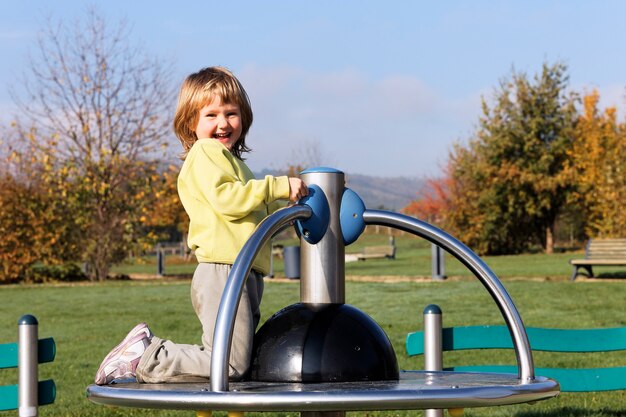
[211, 205, 313, 392]
[210, 205, 535, 392]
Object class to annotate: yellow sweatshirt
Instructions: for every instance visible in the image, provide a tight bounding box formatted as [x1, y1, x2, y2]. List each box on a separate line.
[177, 139, 290, 275]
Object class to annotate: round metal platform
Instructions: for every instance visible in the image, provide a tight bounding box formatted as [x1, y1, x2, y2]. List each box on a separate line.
[86, 371, 559, 412]
[86, 182, 562, 414]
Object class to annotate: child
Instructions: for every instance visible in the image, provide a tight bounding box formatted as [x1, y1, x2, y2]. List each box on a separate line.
[95, 66, 308, 384]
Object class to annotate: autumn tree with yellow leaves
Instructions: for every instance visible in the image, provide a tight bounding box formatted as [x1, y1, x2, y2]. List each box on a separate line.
[5, 8, 175, 281]
[0, 125, 177, 282]
[141, 164, 190, 245]
[0, 129, 81, 282]
[571, 91, 626, 238]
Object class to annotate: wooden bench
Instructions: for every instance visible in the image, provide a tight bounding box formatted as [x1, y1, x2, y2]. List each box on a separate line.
[356, 244, 396, 260]
[406, 305, 626, 393]
[155, 242, 187, 256]
[569, 238, 626, 281]
[271, 244, 284, 259]
[0, 315, 56, 413]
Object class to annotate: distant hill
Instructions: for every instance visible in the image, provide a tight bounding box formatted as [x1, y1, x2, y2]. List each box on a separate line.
[256, 169, 424, 211]
[345, 173, 424, 211]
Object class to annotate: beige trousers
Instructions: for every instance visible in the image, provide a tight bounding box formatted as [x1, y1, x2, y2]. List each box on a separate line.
[136, 263, 264, 383]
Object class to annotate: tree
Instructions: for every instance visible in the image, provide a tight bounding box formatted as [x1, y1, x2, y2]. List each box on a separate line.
[402, 176, 451, 225]
[0, 129, 81, 282]
[444, 141, 498, 254]
[571, 91, 626, 238]
[10, 8, 175, 280]
[446, 62, 578, 255]
[0, 171, 44, 283]
[141, 163, 189, 246]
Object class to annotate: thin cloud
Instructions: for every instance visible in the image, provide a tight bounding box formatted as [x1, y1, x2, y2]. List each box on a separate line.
[239, 64, 481, 177]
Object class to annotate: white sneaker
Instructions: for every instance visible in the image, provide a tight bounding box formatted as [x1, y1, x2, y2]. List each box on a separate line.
[94, 323, 153, 385]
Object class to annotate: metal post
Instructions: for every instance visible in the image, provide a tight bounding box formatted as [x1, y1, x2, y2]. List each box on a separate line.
[157, 246, 165, 277]
[431, 244, 446, 280]
[299, 169, 347, 417]
[423, 305, 443, 417]
[300, 168, 345, 305]
[18, 315, 38, 417]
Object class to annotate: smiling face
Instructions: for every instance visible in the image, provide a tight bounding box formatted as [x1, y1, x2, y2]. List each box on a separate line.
[194, 96, 243, 150]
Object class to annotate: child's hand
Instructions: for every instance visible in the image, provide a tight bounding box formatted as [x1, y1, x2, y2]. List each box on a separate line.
[288, 178, 309, 202]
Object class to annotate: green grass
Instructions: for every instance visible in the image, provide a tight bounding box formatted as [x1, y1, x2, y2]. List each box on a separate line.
[1, 279, 625, 416]
[114, 232, 626, 280]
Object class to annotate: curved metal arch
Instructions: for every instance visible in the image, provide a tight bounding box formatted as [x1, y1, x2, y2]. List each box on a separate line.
[210, 205, 313, 392]
[362, 209, 535, 382]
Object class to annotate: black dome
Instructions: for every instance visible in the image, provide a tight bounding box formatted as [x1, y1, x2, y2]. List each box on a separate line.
[249, 303, 399, 382]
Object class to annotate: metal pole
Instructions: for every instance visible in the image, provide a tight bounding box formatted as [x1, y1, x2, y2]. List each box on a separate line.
[431, 244, 445, 280]
[18, 314, 38, 417]
[211, 205, 312, 392]
[157, 246, 165, 277]
[423, 305, 443, 417]
[299, 169, 347, 417]
[299, 168, 345, 305]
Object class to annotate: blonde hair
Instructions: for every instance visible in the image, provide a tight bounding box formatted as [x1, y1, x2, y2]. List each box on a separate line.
[173, 66, 253, 159]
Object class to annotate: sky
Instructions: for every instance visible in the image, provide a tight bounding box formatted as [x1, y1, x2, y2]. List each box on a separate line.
[1, 1, 626, 178]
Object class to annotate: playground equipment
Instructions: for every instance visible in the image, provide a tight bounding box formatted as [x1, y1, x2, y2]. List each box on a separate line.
[86, 167, 560, 416]
[1, 315, 56, 416]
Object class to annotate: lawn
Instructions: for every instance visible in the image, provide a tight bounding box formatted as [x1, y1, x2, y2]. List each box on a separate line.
[113, 231, 626, 281]
[1, 277, 625, 417]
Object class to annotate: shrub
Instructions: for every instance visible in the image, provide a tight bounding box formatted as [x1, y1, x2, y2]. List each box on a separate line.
[26, 263, 88, 283]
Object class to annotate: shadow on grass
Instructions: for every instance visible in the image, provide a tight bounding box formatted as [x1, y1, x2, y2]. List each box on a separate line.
[573, 271, 626, 280]
[515, 407, 626, 417]
[596, 271, 626, 279]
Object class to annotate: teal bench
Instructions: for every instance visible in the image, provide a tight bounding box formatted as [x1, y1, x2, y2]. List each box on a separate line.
[0, 315, 56, 412]
[406, 306, 626, 392]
